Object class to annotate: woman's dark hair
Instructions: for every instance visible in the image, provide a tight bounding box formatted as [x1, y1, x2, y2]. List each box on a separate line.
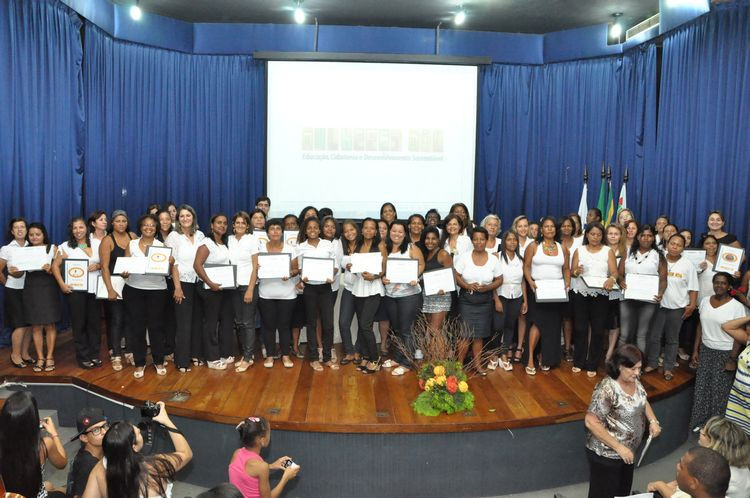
[629, 224, 659, 257]
[340, 220, 360, 256]
[87, 210, 107, 233]
[232, 210, 251, 229]
[103, 421, 178, 498]
[27, 222, 52, 252]
[701, 234, 719, 250]
[712, 271, 733, 285]
[298, 206, 318, 223]
[606, 344, 643, 379]
[135, 214, 158, 238]
[176, 204, 198, 236]
[568, 213, 583, 236]
[282, 214, 298, 227]
[666, 232, 686, 248]
[207, 213, 229, 245]
[66, 216, 92, 249]
[236, 416, 269, 448]
[379, 202, 397, 220]
[248, 209, 267, 233]
[471, 226, 489, 243]
[425, 208, 441, 222]
[654, 214, 670, 227]
[417, 226, 441, 260]
[164, 201, 177, 212]
[0, 391, 43, 498]
[320, 215, 340, 241]
[146, 203, 161, 214]
[623, 219, 639, 237]
[6, 217, 27, 243]
[386, 220, 410, 254]
[680, 228, 694, 248]
[659, 223, 679, 248]
[707, 210, 725, 223]
[536, 216, 559, 243]
[582, 223, 605, 246]
[197, 483, 244, 498]
[355, 218, 381, 253]
[439, 213, 466, 249]
[155, 210, 173, 240]
[408, 213, 425, 226]
[318, 207, 333, 219]
[500, 230, 523, 264]
[265, 218, 284, 235]
[297, 216, 320, 244]
[449, 202, 473, 233]
[558, 216, 575, 238]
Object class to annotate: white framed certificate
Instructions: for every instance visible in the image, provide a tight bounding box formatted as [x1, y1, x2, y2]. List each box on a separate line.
[145, 246, 172, 275]
[10, 246, 49, 271]
[350, 252, 383, 274]
[534, 279, 569, 302]
[257, 253, 291, 279]
[95, 275, 125, 300]
[203, 264, 237, 289]
[582, 276, 620, 291]
[623, 274, 660, 302]
[386, 258, 419, 284]
[422, 267, 456, 296]
[283, 231, 299, 246]
[64, 259, 89, 292]
[253, 230, 269, 246]
[112, 257, 147, 275]
[682, 249, 706, 270]
[714, 244, 744, 274]
[301, 256, 334, 282]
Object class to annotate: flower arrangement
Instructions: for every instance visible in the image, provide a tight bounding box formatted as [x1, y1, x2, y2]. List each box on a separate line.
[413, 360, 474, 416]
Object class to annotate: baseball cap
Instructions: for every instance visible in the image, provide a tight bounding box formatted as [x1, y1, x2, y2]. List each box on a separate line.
[71, 407, 107, 441]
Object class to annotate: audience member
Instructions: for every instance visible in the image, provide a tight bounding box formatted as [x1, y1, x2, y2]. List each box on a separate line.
[197, 483, 244, 498]
[66, 408, 109, 498]
[676, 447, 730, 498]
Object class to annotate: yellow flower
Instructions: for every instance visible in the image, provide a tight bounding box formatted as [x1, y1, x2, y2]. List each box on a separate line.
[433, 365, 446, 376]
[436, 375, 446, 386]
[425, 378, 436, 391]
[458, 381, 469, 393]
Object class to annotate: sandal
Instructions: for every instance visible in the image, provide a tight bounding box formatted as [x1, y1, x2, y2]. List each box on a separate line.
[111, 356, 123, 371]
[353, 356, 363, 366]
[541, 365, 550, 372]
[587, 371, 597, 378]
[487, 359, 499, 371]
[525, 366, 536, 376]
[133, 367, 145, 378]
[155, 364, 167, 376]
[324, 360, 340, 370]
[44, 359, 56, 372]
[513, 347, 524, 363]
[178, 366, 192, 373]
[192, 357, 205, 367]
[264, 358, 274, 368]
[363, 361, 380, 374]
[340, 355, 353, 365]
[282, 356, 294, 368]
[33, 359, 45, 372]
[310, 361, 324, 372]
[499, 359, 513, 371]
[392, 366, 407, 376]
[572, 366, 582, 373]
[235, 359, 253, 372]
[381, 359, 397, 368]
[664, 371, 674, 381]
[124, 353, 135, 366]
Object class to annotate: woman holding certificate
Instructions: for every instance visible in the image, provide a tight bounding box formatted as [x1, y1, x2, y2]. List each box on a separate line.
[52, 217, 102, 369]
[228, 211, 260, 373]
[123, 214, 173, 378]
[23, 223, 61, 372]
[194, 214, 236, 371]
[166, 205, 205, 372]
[617, 224, 667, 353]
[440, 214, 472, 257]
[559, 216, 580, 363]
[604, 224, 627, 362]
[454, 227, 503, 374]
[645, 233, 698, 381]
[382, 220, 425, 376]
[493, 230, 527, 370]
[296, 217, 339, 371]
[570, 223, 618, 377]
[522, 216, 571, 375]
[0, 217, 32, 368]
[338, 220, 361, 364]
[418, 226, 453, 333]
[257, 219, 300, 368]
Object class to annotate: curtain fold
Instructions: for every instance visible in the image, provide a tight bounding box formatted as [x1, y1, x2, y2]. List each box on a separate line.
[655, 3, 750, 244]
[83, 23, 266, 224]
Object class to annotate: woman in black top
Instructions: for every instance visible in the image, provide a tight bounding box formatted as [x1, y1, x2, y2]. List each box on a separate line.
[418, 226, 453, 333]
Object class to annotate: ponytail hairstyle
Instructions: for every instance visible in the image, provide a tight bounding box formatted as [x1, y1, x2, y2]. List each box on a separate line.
[0, 391, 43, 498]
[236, 416, 269, 449]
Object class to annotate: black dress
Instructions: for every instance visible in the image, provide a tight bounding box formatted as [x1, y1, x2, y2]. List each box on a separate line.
[23, 246, 61, 325]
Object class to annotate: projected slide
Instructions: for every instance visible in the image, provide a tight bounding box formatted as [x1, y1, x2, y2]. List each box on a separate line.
[267, 61, 477, 219]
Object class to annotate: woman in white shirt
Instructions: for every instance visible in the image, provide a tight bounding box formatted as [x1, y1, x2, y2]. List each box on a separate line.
[296, 217, 339, 371]
[52, 217, 102, 369]
[440, 214, 472, 257]
[320, 216, 343, 363]
[87, 211, 108, 242]
[0, 217, 32, 368]
[559, 216, 580, 362]
[257, 219, 300, 370]
[604, 224, 626, 362]
[480, 214, 502, 254]
[645, 233, 698, 381]
[123, 214, 175, 378]
[570, 223, 618, 376]
[493, 230, 527, 371]
[689, 272, 748, 429]
[228, 211, 259, 373]
[166, 205, 205, 372]
[193, 214, 236, 371]
[338, 220, 360, 365]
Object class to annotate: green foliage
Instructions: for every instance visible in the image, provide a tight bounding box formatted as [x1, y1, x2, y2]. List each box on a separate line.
[411, 379, 475, 417]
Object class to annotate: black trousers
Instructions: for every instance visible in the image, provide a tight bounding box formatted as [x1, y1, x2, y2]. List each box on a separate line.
[257, 297, 295, 357]
[384, 293, 422, 367]
[354, 294, 381, 361]
[586, 448, 634, 498]
[196, 286, 235, 362]
[303, 283, 334, 362]
[123, 286, 168, 367]
[163, 278, 176, 356]
[338, 289, 356, 355]
[173, 281, 203, 368]
[232, 286, 259, 361]
[105, 300, 127, 357]
[67, 292, 101, 364]
[572, 292, 609, 371]
[491, 296, 523, 353]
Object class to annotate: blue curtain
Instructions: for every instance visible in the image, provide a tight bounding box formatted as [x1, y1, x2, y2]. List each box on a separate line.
[654, 3, 750, 245]
[476, 52, 656, 225]
[83, 23, 266, 225]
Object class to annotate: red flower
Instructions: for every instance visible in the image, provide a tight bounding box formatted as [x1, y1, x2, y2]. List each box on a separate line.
[446, 376, 458, 394]
[418, 379, 426, 390]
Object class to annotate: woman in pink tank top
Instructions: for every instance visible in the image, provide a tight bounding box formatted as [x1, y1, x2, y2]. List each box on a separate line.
[228, 416, 300, 498]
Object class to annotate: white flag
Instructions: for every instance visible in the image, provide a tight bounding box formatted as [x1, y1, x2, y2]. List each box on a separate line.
[577, 183, 588, 223]
[617, 182, 627, 212]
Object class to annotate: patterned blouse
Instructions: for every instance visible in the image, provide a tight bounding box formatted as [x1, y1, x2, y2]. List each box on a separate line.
[586, 376, 647, 459]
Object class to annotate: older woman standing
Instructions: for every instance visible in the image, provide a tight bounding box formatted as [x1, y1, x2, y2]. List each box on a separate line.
[585, 344, 661, 498]
[480, 214, 502, 254]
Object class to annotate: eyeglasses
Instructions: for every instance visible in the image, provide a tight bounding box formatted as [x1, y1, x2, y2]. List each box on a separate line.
[85, 422, 110, 436]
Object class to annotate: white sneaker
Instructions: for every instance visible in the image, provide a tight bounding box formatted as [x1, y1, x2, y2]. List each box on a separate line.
[207, 360, 227, 370]
[414, 349, 424, 360]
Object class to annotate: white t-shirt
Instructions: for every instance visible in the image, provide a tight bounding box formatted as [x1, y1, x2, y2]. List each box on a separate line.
[484, 237, 502, 254]
[0, 240, 29, 289]
[623, 248, 660, 276]
[443, 234, 472, 257]
[697, 260, 717, 303]
[200, 238, 230, 265]
[329, 238, 344, 292]
[497, 252, 523, 299]
[661, 256, 699, 309]
[58, 238, 101, 294]
[126, 239, 167, 291]
[165, 230, 205, 283]
[699, 296, 747, 350]
[258, 243, 297, 300]
[454, 251, 502, 287]
[297, 239, 337, 286]
[228, 234, 259, 287]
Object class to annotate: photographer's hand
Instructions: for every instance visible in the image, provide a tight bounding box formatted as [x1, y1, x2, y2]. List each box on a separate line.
[151, 401, 173, 427]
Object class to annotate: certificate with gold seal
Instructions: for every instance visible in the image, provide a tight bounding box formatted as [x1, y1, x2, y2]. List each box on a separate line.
[713, 244, 744, 274]
[145, 246, 172, 275]
[64, 259, 89, 292]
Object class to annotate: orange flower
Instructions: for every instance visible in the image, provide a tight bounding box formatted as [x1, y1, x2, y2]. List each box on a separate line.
[446, 376, 458, 394]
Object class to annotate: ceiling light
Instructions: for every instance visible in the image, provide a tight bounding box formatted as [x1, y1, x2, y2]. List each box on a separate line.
[454, 10, 466, 26]
[129, 2, 142, 21]
[610, 13, 623, 39]
[294, 5, 306, 24]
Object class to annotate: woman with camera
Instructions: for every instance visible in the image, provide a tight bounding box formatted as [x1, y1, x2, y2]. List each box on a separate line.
[229, 416, 300, 498]
[82, 402, 192, 498]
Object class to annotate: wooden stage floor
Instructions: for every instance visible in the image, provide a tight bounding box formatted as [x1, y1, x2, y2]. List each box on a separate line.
[0, 333, 694, 433]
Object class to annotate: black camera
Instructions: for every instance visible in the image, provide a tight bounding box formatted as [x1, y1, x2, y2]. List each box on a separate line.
[282, 458, 298, 468]
[140, 401, 161, 419]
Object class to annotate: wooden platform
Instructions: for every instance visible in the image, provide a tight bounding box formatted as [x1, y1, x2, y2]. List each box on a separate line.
[0, 332, 694, 433]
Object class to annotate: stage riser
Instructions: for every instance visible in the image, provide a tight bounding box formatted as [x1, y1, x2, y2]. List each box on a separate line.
[20, 383, 692, 497]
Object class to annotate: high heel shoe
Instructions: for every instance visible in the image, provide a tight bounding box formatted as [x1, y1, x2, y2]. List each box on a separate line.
[512, 347, 524, 363]
[364, 359, 381, 374]
[10, 355, 27, 368]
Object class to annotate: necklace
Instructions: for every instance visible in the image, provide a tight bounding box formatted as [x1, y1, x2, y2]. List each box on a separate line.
[77, 242, 88, 249]
[542, 241, 556, 255]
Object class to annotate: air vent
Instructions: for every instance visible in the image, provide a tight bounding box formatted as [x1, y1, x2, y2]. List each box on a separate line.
[626, 13, 659, 40]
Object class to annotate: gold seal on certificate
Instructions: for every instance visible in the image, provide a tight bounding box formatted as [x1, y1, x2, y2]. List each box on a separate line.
[64, 259, 89, 292]
[713, 244, 744, 274]
[145, 246, 172, 275]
